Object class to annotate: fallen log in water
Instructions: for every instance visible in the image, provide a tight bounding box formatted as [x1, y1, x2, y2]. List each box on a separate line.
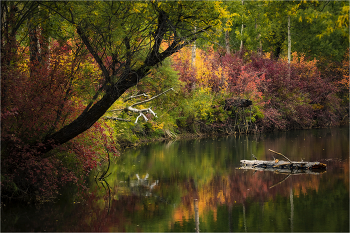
[240, 149, 327, 171]
[241, 149, 327, 171]
[239, 150, 327, 189]
[240, 159, 327, 170]
[238, 165, 326, 174]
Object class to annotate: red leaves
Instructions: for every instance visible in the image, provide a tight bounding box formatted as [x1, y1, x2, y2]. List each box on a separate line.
[2, 43, 76, 145]
[1, 36, 120, 202]
[171, 48, 345, 131]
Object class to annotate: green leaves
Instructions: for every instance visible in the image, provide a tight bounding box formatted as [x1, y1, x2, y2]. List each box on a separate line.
[217, 0, 348, 62]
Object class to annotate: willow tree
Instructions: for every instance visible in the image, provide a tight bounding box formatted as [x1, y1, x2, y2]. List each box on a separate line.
[2, 1, 228, 157]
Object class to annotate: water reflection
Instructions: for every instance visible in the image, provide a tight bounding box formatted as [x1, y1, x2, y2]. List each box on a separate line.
[2, 127, 349, 232]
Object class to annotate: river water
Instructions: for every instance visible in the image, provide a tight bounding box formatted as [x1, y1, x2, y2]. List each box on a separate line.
[2, 127, 349, 232]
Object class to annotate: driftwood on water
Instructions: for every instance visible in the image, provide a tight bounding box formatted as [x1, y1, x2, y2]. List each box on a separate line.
[240, 149, 327, 172]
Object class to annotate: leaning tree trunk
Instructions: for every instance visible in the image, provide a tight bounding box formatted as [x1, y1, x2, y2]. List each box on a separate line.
[29, 10, 198, 158]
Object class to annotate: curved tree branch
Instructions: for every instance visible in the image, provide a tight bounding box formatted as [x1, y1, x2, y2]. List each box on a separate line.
[24, 4, 212, 158]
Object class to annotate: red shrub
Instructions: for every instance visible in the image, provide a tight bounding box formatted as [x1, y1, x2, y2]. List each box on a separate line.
[171, 48, 343, 131]
[1, 40, 118, 202]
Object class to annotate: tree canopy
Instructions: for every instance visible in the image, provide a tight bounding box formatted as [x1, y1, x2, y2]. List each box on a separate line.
[2, 1, 229, 156]
[219, 0, 348, 61]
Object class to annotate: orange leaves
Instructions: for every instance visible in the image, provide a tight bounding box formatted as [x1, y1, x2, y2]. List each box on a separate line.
[235, 70, 265, 102]
[195, 48, 222, 89]
[172, 44, 346, 130]
[173, 46, 230, 92]
[288, 52, 319, 79]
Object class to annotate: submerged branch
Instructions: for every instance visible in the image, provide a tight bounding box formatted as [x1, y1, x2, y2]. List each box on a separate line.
[269, 174, 292, 189]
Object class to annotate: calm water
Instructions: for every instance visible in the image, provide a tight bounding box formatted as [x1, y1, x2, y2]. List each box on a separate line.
[2, 127, 349, 232]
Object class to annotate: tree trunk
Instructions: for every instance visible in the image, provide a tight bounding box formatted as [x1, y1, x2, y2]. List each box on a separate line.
[239, 25, 244, 53]
[191, 26, 196, 66]
[30, 10, 197, 158]
[28, 5, 50, 75]
[255, 17, 262, 56]
[1, 1, 39, 107]
[28, 14, 40, 65]
[287, 15, 291, 79]
[239, 0, 244, 53]
[38, 5, 51, 71]
[225, 30, 230, 55]
[259, 40, 262, 56]
[39, 64, 152, 158]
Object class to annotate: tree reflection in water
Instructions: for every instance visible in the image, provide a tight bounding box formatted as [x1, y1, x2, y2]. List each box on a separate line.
[2, 128, 349, 232]
[2, 160, 348, 232]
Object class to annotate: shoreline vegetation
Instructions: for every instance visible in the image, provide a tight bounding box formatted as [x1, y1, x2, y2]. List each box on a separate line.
[111, 47, 349, 151]
[115, 122, 350, 151]
[1, 1, 348, 203]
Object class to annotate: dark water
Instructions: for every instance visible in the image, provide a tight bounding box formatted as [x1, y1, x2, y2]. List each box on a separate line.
[2, 127, 349, 232]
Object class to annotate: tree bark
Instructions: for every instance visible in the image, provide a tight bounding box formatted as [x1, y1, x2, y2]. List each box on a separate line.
[28, 17, 40, 64]
[239, 0, 244, 53]
[225, 30, 230, 55]
[191, 26, 196, 66]
[287, 15, 291, 79]
[255, 17, 262, 56]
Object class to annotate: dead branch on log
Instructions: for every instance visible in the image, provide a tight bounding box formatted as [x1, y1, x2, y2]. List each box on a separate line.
[269, 149, 292, 163]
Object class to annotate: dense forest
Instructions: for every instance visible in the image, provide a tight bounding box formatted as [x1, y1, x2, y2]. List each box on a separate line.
[1, 1, 349, 202]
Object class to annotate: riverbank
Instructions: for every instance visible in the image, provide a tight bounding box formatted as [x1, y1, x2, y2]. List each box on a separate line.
[114, 118, 349, 151]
